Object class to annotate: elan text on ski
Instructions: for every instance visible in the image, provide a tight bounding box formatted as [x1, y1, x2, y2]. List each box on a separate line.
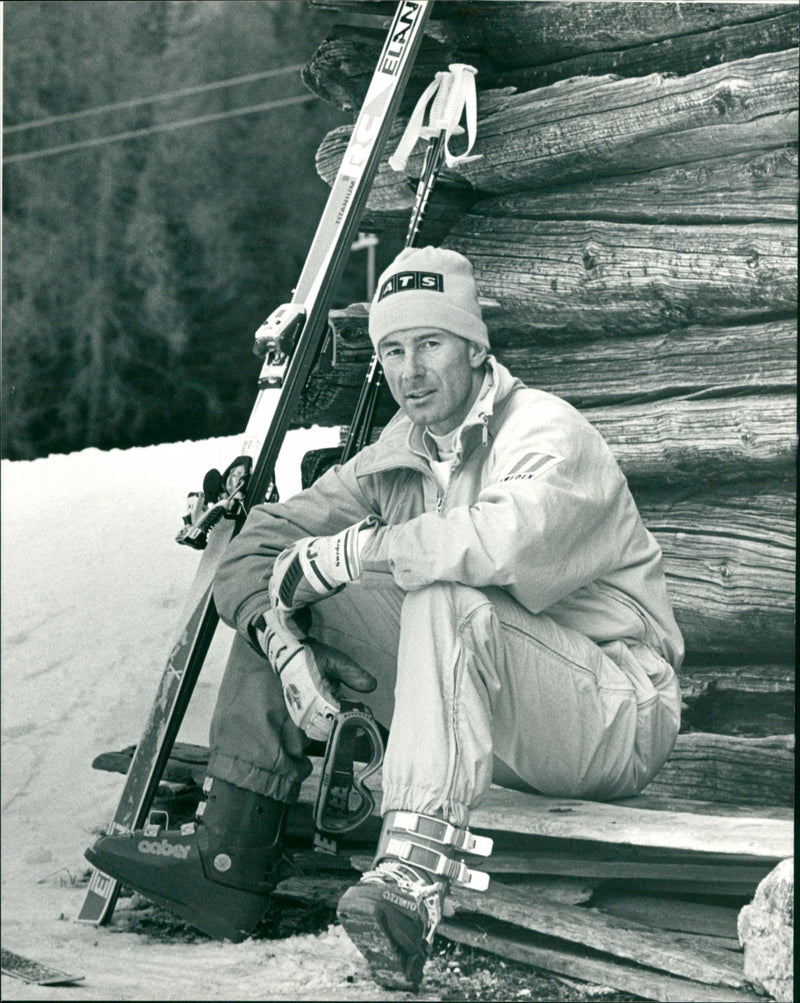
[88, 246, 684, 992]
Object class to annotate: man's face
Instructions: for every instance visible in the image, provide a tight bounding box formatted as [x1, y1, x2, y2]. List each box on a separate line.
[379, 328, 487, 434]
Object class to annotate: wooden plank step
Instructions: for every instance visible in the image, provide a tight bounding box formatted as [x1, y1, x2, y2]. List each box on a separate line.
[593, 892, 740, 940]
[469, 789, 793, 858]
[438, 919, 763, 1003]
[449, 883, 747, 988]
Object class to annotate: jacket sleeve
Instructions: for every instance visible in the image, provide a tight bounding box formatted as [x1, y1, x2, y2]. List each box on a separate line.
[213, 458, 378, 635]
[359, 397, 642, 613]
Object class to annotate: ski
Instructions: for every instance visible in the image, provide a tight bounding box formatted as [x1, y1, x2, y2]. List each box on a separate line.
[1, 949, 84, 986]
[79, 0, 433, 926]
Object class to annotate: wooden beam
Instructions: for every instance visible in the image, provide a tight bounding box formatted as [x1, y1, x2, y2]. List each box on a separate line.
[679, 664, 795, 737]
[469, 790, 793, 858]
[316, 51, 798, 199]
[470, 148, 798, 225]
[593, 892, 740, 940]
[491, 12, 800, 90]
[642, 734, 794, 806]
[636, 480, 795, 659]
[438, 919, 765, 1003]
[454, 850, 773, 890]
[426, 2, 792, 68]
[448, 882, 749, 987]
[585, 394, 796, 483]
[459, 50, 799, 193]
[446, 220, 797, 338]
[305, 13, 798, 107]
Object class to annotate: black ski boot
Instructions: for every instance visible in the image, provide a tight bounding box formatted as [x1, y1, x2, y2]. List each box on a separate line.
[337, 810, 492, 989]
[85, 778, 289, 942]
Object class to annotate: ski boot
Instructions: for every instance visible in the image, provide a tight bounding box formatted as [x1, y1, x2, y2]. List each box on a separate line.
[85, 778, 289, 942]
[336, 810, 492, 989]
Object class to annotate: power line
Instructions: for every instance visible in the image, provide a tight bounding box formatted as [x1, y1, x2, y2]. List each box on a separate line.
[3, 93, 318, 164]
[4, 65, 307, 134]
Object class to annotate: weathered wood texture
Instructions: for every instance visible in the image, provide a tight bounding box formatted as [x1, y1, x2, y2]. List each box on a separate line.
[468, 790, 793, 858]
[439, 919, 764, 1003]
[458, 147, 799, 225]
[316, 50, 799, 198]
[584, 395, 795, 484]
[637, 481, 795, 659]
[312, 2, 791, 66]
[456, 50, 799, 193]
[424, 2, 793, 68]
[679, 664, 794, 736]
[302, 27, 490, 113]
[305, 11, 798, 107]
[643, 734, 793, 806]
[490, 10, 800, 90]
[449, 882, 748, 987]
[299, 314, 795, 422]
[337, 143, 798, 223]
[445, 220, 797, 337]
[593, 891, 740, 940]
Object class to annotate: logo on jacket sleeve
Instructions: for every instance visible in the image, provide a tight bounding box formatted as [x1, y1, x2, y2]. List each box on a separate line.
[497, 451, 563, 483]
[378, 271, 444, 301]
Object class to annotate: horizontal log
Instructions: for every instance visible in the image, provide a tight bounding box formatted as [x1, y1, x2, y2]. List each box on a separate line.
[457, 50, 799, 194]
[438, 920, 764, 1003]
[586, 395, 795, 483]
[425, 2, 792, 69]
[311, 2, 791, 67]
[635, 479, 795, 658]
[490, 11, 800, 90]
[470, 148, 798, 225]
[305, 316, 796, 421]
[444, 220, 797, 338]
[346, 144, 798, 223]
[305, 14, 799, 112]
[644, 734, 794, 807]
[316, 50, 799, 199]
[679, 664, 795, 736]
[296, 382, 796, 487]
[448, 882, 749, 987]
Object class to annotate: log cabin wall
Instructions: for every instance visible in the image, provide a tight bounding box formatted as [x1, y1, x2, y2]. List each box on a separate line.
[300, 1, 797, 809]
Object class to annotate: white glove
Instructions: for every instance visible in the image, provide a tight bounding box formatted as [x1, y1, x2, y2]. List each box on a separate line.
[255, 609, 376, 741]
[270, 517, 379, 613]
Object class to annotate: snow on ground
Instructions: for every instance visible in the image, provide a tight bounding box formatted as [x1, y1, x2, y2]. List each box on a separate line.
[0, 415, 438, 1001]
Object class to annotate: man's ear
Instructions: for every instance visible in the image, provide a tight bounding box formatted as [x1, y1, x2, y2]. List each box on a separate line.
[468, 342, 488, 369]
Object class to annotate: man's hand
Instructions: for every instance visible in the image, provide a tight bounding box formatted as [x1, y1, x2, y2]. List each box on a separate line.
[270, 517, 378, 612]
[256, 609, 376, 742]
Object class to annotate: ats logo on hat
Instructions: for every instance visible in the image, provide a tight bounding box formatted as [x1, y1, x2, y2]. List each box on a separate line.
[378, 270, 444, 301]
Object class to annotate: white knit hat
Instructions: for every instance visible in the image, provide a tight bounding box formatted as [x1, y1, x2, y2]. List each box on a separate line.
[368, 246, 489, 350]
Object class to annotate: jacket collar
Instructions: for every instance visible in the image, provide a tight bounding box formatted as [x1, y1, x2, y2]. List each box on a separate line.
[356, 356, 524, 476]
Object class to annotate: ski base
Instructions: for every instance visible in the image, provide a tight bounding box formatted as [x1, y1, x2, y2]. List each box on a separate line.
[1, 948, 84, 986]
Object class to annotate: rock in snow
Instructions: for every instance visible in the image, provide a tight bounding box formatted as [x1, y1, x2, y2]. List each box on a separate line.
[738, 857, 794, 1003]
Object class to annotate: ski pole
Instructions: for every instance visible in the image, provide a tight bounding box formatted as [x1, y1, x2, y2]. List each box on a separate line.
[342, 63, 479, 462]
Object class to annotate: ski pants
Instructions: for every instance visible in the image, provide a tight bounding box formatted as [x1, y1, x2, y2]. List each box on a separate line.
[208, 580, 681, 825]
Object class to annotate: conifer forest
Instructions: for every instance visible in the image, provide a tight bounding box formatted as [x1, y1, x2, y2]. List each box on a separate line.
[3, 1, 359, 460]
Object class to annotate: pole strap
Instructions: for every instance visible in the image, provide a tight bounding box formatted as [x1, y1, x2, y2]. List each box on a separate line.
[389, 63, 480, 173]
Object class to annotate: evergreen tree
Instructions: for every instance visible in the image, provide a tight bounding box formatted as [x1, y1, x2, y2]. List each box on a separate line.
[3, 1, 346, 459]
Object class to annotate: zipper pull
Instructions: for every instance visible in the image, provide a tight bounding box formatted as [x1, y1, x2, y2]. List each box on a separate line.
[480, 413, 489, 446]
[436, 493, 444, 513]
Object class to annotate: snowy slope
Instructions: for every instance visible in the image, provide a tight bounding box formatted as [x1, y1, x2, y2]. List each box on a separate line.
[0, 420, 437, 1001]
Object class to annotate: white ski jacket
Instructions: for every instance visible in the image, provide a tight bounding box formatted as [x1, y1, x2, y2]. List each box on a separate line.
[215, 357, 684, 670]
